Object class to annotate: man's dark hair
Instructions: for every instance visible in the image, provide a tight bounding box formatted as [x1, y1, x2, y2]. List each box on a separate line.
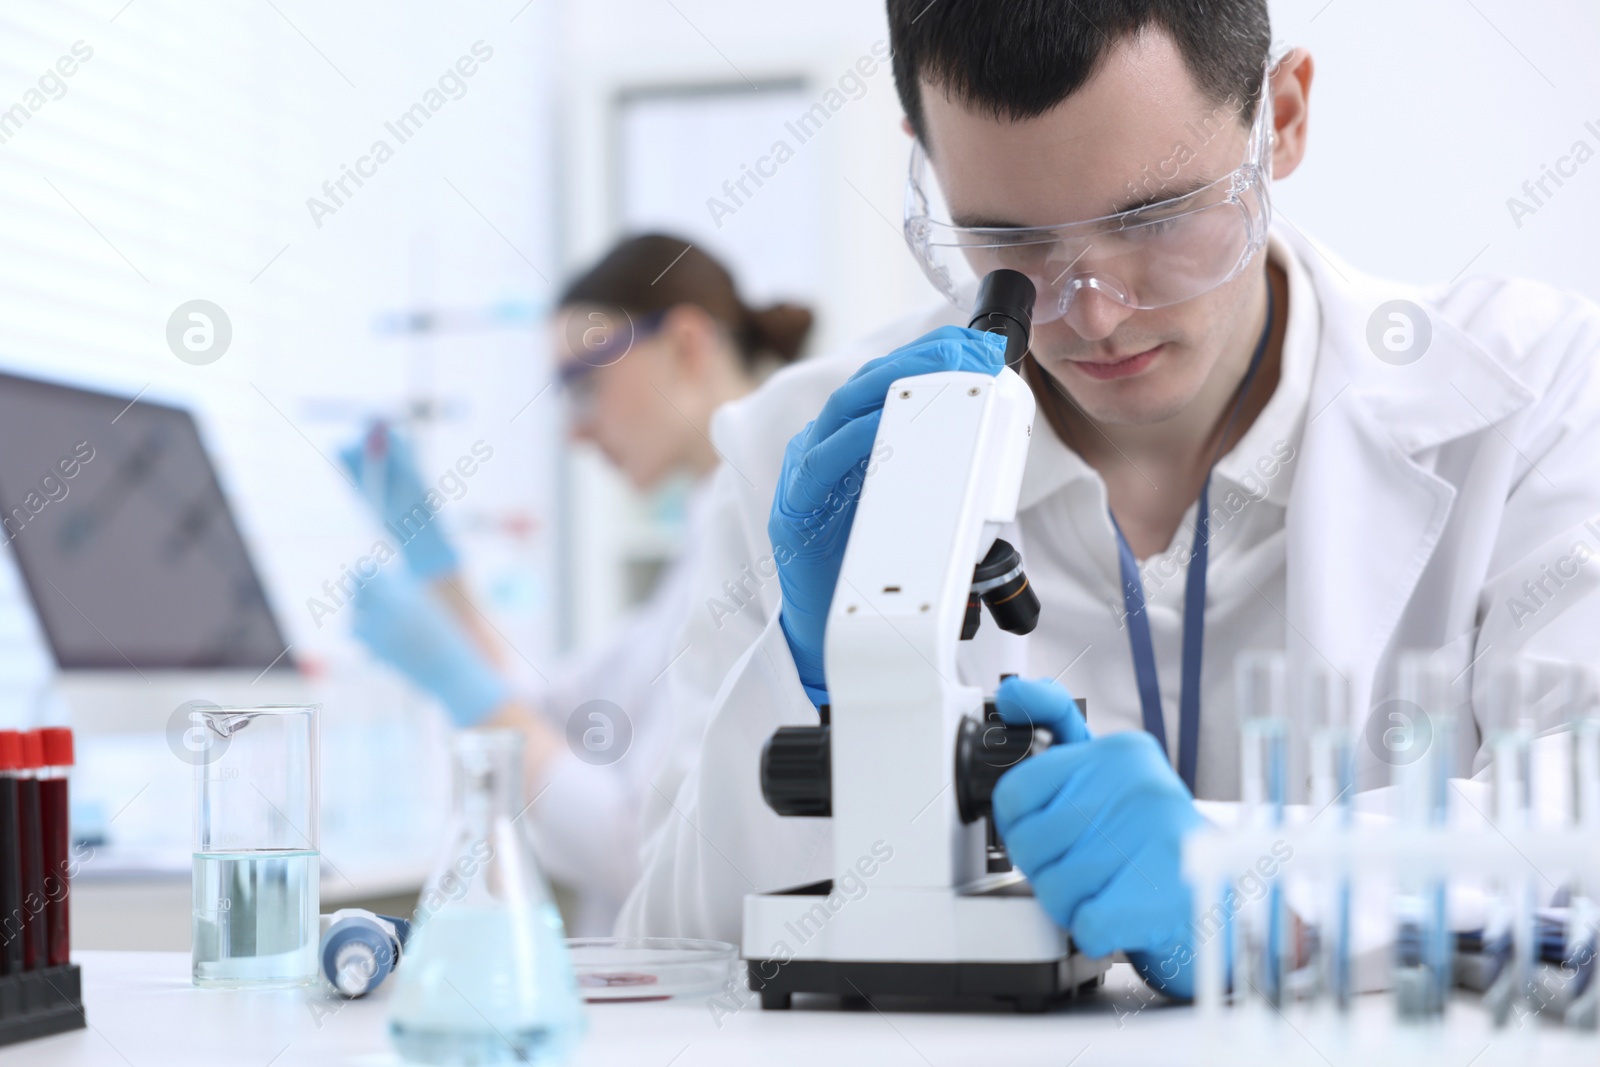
[888, 0, 1271, 149]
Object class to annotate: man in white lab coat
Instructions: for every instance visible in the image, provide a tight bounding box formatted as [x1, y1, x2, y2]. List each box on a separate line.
[617, 1, 1600, 996]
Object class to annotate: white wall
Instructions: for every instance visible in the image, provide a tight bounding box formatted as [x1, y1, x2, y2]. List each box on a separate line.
[1270, 0, 1600, 298]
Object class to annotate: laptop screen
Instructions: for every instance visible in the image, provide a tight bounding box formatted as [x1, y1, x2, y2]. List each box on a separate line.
[0, 371, 292, 671]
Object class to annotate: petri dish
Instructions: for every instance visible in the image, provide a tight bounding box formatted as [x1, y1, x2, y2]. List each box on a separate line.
[567, 937, 738, 1002]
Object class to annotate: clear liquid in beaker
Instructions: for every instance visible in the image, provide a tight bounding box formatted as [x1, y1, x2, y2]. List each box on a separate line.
[389, 902, 582, 1065]
[191, 849, 319, 988]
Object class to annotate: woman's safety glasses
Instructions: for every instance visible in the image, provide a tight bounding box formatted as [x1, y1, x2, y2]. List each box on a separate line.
[558, 307, 667, 416]
[903, 65, 1276, 329]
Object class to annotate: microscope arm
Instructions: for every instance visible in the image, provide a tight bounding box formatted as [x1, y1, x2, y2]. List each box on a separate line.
[822, 364, 1035, 890]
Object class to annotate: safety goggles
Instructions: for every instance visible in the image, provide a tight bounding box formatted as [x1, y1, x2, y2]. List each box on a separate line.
[903, 65, 1275, 327]
[558, 308, 667, 414]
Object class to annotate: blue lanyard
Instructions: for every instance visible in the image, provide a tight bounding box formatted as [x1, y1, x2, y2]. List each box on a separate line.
[1110, 286, 1275, 793]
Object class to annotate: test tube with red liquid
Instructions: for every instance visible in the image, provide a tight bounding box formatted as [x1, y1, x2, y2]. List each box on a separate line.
[15, 732, 45, 971]
[0, 731, 21, 976]
[37, 729, 73, 966]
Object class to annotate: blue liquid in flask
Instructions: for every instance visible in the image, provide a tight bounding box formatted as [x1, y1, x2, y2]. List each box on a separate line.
[389, 730, 584, 1064]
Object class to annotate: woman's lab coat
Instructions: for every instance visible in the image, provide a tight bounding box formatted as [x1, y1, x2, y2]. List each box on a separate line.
[614, 224, 1600, 947]
[521, 479, 716, 934]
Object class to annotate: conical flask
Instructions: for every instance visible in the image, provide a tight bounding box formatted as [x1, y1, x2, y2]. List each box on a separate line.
[389, 730, 585, 1064]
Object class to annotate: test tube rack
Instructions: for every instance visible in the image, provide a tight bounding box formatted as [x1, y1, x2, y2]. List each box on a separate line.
[0, 962, 84, 1045]
[1184, 821, 1600, 1026]
[0, 726, 86, 1045]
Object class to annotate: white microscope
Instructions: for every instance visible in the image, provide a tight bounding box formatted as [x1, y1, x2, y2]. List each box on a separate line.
[746, 270, 1111, 1011]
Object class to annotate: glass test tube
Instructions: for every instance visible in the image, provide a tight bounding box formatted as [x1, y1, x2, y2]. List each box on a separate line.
[1305, 662, 1355, 1011]
[1480, 662, 1537, 1026]
[1567, 692, 1600, 1030]
[1393, 651, 1454, 1022]
[0, 731, 23, 977]
[1237, 650, 1288, 1009]
[16, 731, 45, 971]
[38, 728, 73, 968]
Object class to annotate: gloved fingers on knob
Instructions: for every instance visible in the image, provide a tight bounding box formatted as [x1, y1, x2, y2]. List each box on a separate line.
[994, 676, 1092, 746]
[990, 743, 1096, 840]
[996, 790, 1096, 874]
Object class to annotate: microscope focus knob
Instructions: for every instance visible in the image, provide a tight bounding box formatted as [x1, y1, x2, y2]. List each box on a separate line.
[955, 715, 1043, 824]
[760, 725, 831, 817]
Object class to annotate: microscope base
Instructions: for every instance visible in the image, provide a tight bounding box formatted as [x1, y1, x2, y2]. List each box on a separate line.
[742, 879, 1111, 1011]
[747, 956, 1107, 1012]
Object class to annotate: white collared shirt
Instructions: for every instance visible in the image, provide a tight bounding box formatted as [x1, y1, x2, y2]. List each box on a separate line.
[1011, 233, 1320, 799]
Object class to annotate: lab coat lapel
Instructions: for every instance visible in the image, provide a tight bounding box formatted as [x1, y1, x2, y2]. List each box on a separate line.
[1280, 228, 1532, 718]
[1288, 337, 1455, 720]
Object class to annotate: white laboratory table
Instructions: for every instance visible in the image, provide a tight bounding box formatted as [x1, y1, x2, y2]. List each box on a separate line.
[2, 952, 1591, 1066]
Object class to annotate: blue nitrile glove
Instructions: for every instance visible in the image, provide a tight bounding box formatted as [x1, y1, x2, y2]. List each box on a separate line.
[339, 421, 460, 581]
[767, 326, 1008, 706]
[991, 676, 1206, 999]
[350, 568, 508, 728]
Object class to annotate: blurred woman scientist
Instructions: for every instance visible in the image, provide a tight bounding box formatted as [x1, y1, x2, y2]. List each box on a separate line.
[343, 234, 813, 932]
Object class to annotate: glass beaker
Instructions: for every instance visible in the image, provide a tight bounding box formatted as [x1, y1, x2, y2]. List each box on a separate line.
[389, 730, 584, 1065]
[190, 703, 320, 988]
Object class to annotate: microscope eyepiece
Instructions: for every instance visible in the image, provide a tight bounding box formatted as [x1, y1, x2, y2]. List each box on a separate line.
[967, 269, 1036, 367]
